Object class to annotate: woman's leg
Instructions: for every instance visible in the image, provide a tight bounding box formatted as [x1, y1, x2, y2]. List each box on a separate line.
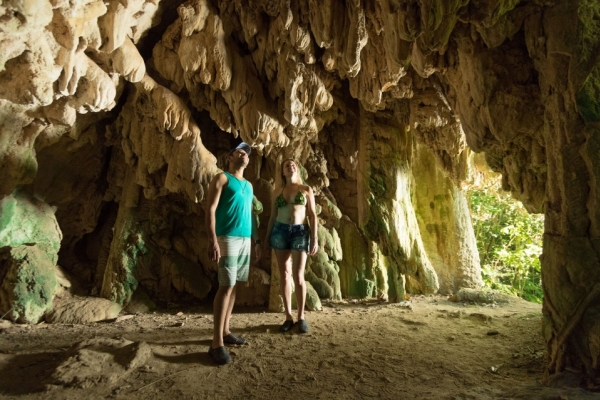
[275, 249, 293, 321]
[291, 250, 308, 321]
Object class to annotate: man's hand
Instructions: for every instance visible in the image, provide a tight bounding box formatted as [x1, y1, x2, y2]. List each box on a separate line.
[209, 239, 220, 262]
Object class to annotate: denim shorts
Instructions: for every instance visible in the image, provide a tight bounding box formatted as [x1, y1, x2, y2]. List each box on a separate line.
[270, 222, 311, 252]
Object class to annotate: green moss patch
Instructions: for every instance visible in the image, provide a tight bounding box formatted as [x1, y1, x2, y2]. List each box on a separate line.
[0, 245, 58, 323]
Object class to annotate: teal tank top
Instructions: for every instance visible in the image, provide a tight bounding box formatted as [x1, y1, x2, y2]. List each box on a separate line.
[215, 172, 253, 237]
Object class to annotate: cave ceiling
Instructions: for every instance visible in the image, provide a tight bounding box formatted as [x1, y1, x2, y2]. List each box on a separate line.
[1, 0, 572, 209]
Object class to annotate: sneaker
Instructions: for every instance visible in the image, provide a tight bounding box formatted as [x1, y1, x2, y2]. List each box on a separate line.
[208, 345, 231, 365]
[223, 333, 247, 345]
[279, 319, 294, 332]
[297, 319, 309, 334]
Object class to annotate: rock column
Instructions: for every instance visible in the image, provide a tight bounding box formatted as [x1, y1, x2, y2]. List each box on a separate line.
[528, 1, 600, 385]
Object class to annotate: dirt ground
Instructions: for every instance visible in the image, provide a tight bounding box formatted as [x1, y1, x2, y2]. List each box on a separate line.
[0, 295, 597, 400]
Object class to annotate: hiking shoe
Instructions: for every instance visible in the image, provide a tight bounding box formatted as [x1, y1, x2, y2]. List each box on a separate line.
[297, 319, 309, 334]
[223, 333, 247, 345]
[280, 320, 294, 332]
[208, 346, 231, 365]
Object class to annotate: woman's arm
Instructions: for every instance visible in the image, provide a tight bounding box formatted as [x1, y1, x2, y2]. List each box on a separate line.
[306, 186, 319, 256]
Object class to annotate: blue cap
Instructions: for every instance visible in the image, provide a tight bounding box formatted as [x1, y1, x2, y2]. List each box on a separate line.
[229, 142, 251, 156]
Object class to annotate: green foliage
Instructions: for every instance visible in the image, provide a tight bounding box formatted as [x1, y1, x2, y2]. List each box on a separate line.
[468, 181, 544, 303]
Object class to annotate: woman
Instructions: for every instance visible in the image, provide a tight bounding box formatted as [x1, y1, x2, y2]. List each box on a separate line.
[264, 158, 318, 333]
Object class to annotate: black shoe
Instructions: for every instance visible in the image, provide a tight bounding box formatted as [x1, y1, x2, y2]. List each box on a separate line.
[279, 320, 294, 332]
[297, 319, 309, 334]
[208, 346, 231, 365]
[223, 333, 247, 345]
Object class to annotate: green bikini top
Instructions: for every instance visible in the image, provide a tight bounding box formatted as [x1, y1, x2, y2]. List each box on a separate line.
[275, 189, 307, 208]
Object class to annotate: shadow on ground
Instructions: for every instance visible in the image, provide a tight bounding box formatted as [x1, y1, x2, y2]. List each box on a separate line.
[0, 351, 63, 395]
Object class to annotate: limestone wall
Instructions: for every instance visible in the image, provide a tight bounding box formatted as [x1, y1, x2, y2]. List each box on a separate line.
[3, 0, 581, 351]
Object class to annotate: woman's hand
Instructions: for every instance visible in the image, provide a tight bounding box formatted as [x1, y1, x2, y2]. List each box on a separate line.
[309, 239, 318, 256]
[306, 186, 319, 257]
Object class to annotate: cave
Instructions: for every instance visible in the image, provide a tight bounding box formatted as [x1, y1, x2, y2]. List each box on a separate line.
[1, 0, 600, 396]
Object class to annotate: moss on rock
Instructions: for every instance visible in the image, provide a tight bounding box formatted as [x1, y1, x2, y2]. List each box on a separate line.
[305, 281, 322, 311]
[305, 269, 334, 299]
[0, 190, 62, 256]
[0, 245, 58, 323]
[338, 216, 371, 298]
[0, 191, 62, 323]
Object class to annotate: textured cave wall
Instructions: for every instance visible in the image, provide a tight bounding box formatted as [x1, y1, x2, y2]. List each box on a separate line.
[409, 77, 483, 294]
[412, 143, 483, 295]
[0, 3, 512, 291]
[529, 1, 600, 386]
[0, 0, 500, 316]
[11, 1, 600, 384]
[357, 105, 440, 298]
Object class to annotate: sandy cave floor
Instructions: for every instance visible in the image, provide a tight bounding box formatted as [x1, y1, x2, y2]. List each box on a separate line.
[0, 296, 597, 400]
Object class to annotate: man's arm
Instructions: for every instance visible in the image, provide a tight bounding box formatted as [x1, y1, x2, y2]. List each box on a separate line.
[251, 208, 262, 261]
[205, 173, 227, 262]
[262, 188, 279, 255]
[250, 187, 262, 261]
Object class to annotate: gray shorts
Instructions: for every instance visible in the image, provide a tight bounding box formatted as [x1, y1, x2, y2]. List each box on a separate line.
[217, 236, 250, 287]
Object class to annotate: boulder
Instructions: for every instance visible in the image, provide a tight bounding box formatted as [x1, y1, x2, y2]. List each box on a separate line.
[45, 296, 122, 324]
[0, 245, 58, 323]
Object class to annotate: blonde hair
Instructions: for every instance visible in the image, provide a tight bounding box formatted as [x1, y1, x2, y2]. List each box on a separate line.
[280, 158, 296, 186]
[280, 158, 306, 186]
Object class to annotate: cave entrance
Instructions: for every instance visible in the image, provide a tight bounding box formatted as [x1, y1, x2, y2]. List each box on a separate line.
[468, 176, 544, 303]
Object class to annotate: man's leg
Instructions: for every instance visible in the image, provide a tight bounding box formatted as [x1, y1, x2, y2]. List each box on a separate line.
[209, 284, 234, 365]
[212, 285, 234, 349]
[222, 285, 237, 336]
[222, 235, 250, 342]
[209, 236, 249, 363]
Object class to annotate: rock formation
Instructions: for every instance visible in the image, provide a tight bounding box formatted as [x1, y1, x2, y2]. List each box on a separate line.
[1, 0, 599, 387]
[46, 337, 152, 389]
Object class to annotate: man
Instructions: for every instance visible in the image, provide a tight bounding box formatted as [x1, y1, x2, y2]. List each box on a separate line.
[205, 142, 262, 365]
